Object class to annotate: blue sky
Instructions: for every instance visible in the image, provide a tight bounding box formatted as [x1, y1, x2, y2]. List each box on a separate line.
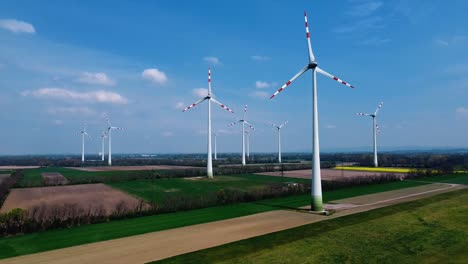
[0, 0, 467, 155]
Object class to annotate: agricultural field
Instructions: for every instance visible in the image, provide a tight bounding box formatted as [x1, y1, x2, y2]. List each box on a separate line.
[108, 174, 309, 202]
[256, 168, 405, 181]
[69, 165, 200, 172]
[0, 179, 427, 259]
[41, 172, 68, 185]
[0, 174, 10, 184]
[333, 166, 413, 173]
[156, 189, 468, 264]
[0, 184, 146, 216]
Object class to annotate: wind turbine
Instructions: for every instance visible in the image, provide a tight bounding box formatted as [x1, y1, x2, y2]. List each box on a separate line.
[269, 11, 356, 212]
[104, 115, 122, 166]
[213, 132, 220, 161]
[79, 125, 91, 163]
[229, 105, 254, 166]
[272, 121, 288, 164]
[356, 102, 384, 167]
[100, 131, 107, 161]
[182, 68, 234, 178]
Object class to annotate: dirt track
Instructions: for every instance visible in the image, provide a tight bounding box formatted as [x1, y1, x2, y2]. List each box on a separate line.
[2, 183, 464, 264]
[256, 168, 405, 181]
[68, 165, 200, 172]
[0, 184, 146, 215]
[42, 172, 69, 185]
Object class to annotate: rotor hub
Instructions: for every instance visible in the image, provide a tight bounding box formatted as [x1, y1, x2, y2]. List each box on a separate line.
[308, 62, 318, 69]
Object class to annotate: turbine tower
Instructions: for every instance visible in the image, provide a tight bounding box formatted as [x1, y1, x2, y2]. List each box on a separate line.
[182, 68, 234, 178]
[356, 102, 384, 167]
[79, 125, 90, 163]
[229, 105, 254, 166]
[214, 132, 219, 161]
[100, 131, 107, 161]
[104, 114, 122, 166]
[272, 121, 288, 163]
[269, 11, 356, 212]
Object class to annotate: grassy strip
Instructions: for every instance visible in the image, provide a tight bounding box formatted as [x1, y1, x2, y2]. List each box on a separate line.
[155, 189, 468, 264]
[418, 172, 468, 185]
[334, 166, 413, 173]
[0, 180, 425, 259]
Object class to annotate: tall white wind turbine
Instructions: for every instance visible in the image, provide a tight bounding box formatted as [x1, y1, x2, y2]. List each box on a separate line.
[272, 121, 288, 164]
[104, 115, 122, 166]
[214, 132, 218, 161]
[229, 105, 254, 166]
[269, 11, 356, 212]
[182, 68, 234, 178]
[79, 125, 90, 163]
[356, 102, 384, 167]
[100, 131, 107, 161]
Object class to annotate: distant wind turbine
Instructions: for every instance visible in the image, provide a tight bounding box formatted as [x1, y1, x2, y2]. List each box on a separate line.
[269, 11, 356, 212]
[104, 114, 123, 166]
[100, 131, 107, 161]
[229, 105, 254, 166]
[356, 102, 384, 167]
[272, 121, 288, 163]
[182, 68, 234, 178]
[79, 125, 91, 163]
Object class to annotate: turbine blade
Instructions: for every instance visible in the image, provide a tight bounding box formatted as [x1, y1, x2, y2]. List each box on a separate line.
[374, 101, 384, 115]
[228, 121, 239, 126]
[270, 65, 309, 99]
[280, 121, 288, 128]
[356, 113, 371, 116]
[104, 114, 111, 127]
[376, 124, 381, 134]
[182, 97, 207, 112]
[210, 98, 234, 113]
[316, 67, 355, 88]
[244, 121, 253, 127]
[208, 67, 212, 96]
[304, 11, 315, 62]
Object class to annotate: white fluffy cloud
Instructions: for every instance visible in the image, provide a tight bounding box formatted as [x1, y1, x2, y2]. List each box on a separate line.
[142, 68, 168, 85]
[251, 55, 271, 61]
[175, 102, 185, 110]
[203, 56, 221, 65]
[255, 81, 270, 89]
[0, 19, 35, 34]
[22, 88, 128, 104]
[456, 107, 468, 118]
[192, 88, 208, 98]
[77, 72, 115, 86]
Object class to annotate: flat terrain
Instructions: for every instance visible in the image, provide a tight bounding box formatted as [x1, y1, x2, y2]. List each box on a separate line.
[0, 184, 146, 215]
[0, 180, 425, 259]
[68, 165, 200, 172]
[0, 166, 40, 170]
[158, 188, 468, 264]
[334, 166, 413, 173]
[256, 168, 405, 181]
[41, 172, 68, 185]
[3, 183, 464, 264]
[0, 174, 10, 184]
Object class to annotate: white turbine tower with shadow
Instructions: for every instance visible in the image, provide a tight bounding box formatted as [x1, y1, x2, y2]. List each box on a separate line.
[104, 114, 123, 166]
[356, 102, 384, 167]
[229, 105, 254, 166]
[79, 125, 91, 163]
[182, 68, 234, 178]
[100, 131, 107, 161]
[269, 11, 356, 212]
[272, 121, 288, 164]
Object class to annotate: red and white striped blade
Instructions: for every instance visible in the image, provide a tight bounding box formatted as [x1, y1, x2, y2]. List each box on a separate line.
[228, 121, 239, 126]
[374, 101, 384, 115]
[304, 11, 315, 62]
[356, 112, 371, 116]
[376, 124, 381, 134]
[280, 121, 288, 128]
[103, 115, 111, 127]
[182, 97, 207, 112]
[211, 98, 234, 113]
[316, 67, 355, 88]
[270, 65, 309, 99]
[208, 68, 212, 95]
[244, 121, 253, 128]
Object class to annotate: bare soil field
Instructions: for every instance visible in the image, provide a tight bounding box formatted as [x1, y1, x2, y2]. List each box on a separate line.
[0, 184, 147, 216]
[41, 172, 68, 185]
[0, 166, 40, 170]
[256, 168, 405, 181]
[0, 174, 10, 184]
[2, 183, 464, 264]
[68, 165, 200, 172]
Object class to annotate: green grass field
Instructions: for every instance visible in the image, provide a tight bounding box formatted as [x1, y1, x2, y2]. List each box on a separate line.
[0, 179, 426, 259]
[417, 173, 468, 185]
[16, 167, 158, 187]
[108, 174, 309, 202]
[334, 166, 414, 173]
[156, 189, 468, 264]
